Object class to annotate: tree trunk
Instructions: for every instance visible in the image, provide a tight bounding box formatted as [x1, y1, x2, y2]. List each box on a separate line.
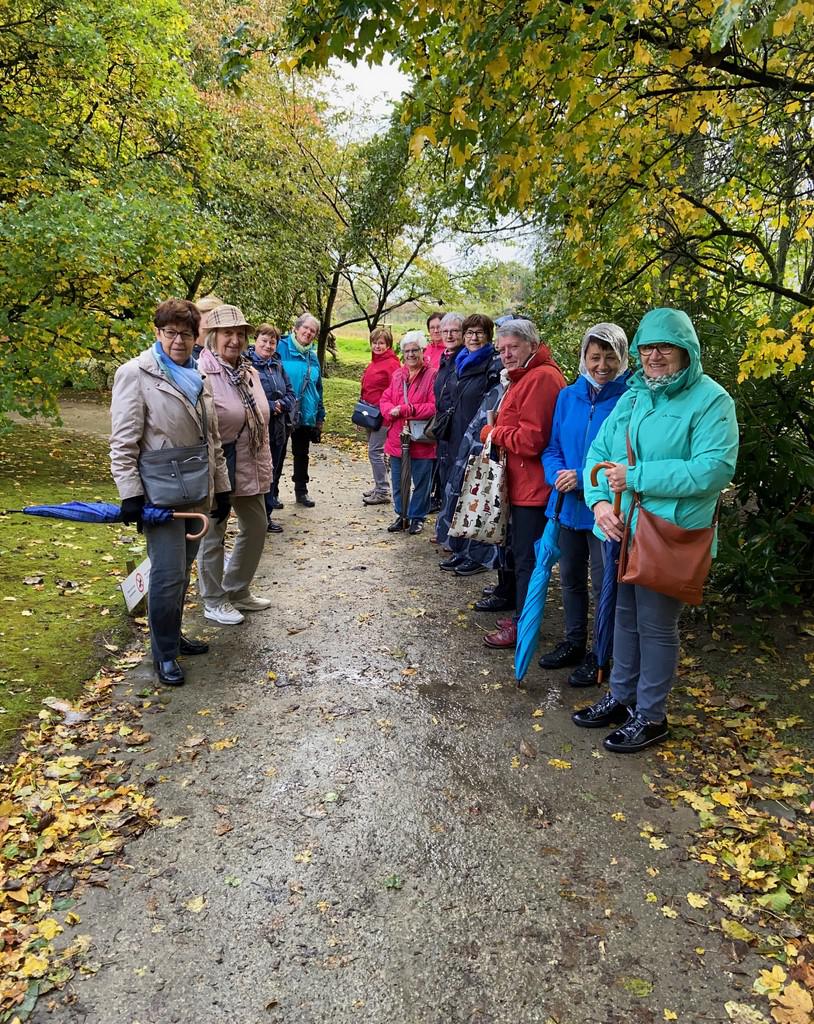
[317, 268, 341, 370]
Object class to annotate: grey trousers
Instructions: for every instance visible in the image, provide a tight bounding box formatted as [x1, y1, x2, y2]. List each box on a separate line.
[197, 493, 267, 606]
[609, 583, 684, 723]
[366, 423, 389, 495]
[558, 526, 603, 647]
[143, 520, 201, 662]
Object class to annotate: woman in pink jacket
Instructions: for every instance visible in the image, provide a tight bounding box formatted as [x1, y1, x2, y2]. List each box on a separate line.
[196, 304, 273, 626]
[379, 331, 437, 535]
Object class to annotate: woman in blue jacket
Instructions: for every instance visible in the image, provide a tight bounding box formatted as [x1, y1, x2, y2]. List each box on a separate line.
[276, 313, 326, 507]
[574, 308, 739, 753]
[539, 324, 630, 685]
[248, 324, 296, 532]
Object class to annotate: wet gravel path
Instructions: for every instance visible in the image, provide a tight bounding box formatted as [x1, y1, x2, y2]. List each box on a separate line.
[34, 438, 761, 1024]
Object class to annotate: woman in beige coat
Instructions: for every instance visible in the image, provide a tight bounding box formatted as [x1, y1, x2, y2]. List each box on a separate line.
[110, 298, 231, 686]
[196, 304, 273, 625]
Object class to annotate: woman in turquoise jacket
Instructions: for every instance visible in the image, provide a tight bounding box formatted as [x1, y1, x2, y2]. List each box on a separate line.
[573, 308, 739, 753]
[276, 313, 326, 507]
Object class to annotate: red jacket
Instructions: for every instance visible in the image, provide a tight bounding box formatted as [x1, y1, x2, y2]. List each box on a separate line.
[380, 364, 437, 459]
[424, 342, 446, 372]
[482, 346, 565, 506]
[360, 349, 401, 405]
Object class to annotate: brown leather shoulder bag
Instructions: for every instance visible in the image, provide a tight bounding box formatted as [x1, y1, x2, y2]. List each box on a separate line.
[617, 430, 719, 606]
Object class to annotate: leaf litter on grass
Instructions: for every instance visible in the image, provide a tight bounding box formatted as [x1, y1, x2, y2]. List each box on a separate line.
[0, 654, 159, 1021]
[651, 668, 814, 1023]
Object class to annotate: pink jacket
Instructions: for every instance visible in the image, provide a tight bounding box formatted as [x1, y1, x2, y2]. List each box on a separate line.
[380, 364, 437, 459]
[198, 348, 272, 497]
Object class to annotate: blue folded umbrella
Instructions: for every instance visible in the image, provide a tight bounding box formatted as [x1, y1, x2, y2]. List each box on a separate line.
[514, 492, 565, 683]
[588, 464, 623, 683]
[22, 501, 173, 525]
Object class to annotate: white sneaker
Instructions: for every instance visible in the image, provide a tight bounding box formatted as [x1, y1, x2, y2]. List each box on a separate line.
[204, 600, 245, 625]
[231, 593, 272, 612]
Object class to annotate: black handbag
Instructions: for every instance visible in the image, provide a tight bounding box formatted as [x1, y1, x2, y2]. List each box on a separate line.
[424, 406, 453, 443]
[221, 422, 246, 493]
[351, 400, 383, 430]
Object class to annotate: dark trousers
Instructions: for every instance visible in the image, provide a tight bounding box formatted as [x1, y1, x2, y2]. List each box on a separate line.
[143, 520, 201, 662]
[558, 525, 603, 646]
[265, 420, 287, 515]
[277, 426, 312, 493]
[510, 505, 548, 618]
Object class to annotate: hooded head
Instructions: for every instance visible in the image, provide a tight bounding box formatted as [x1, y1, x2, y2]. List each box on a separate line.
[631, 308, 702, 393]
[578, 322, 629, 386]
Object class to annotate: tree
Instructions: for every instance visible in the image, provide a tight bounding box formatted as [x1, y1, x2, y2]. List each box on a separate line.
[0, 0, 211, 419]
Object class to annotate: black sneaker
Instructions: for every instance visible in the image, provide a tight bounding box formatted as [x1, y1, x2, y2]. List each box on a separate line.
[568, 652, 603, 688]
[603, 713, 669, 753]
[572, 692, 632, 729]
[439, 554, 467, 571]
[387, 518, 405, 533]
[454, 558, 488, 577]
[270, 497, 284, 510]
[473, 592, 515, 612]
[408, 519, 425, 535]
[295, 491, 315, 507]
[538, 640, 585, 670]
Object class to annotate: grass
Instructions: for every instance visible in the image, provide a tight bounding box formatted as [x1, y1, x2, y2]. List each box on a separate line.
[0, 425, 140, 750]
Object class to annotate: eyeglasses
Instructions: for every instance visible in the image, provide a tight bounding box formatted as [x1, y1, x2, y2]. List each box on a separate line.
[638, 343, 677, 355]
[161, 328, 195, 344]
[464, 330, 487, 340]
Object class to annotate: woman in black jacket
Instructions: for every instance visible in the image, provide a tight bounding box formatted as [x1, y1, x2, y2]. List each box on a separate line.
[432, 312, 464, 512]
[437, 314, 502, 572]
[248, 324, 296, 533]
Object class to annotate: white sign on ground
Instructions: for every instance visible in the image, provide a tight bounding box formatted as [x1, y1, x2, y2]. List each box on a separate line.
[120, 557, 151, 612]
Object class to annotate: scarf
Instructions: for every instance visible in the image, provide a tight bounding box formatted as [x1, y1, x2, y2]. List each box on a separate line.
[578, 322, 629, 390]
[455, 343, 495, 377]
[152, 341, 203, 407]
[215, 353, 266, 454]
[292, 336, 314, 357]
[644, 368, 686, 391]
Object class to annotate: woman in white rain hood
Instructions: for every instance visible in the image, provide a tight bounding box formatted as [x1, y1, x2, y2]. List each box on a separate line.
[539, 323, 630, 686]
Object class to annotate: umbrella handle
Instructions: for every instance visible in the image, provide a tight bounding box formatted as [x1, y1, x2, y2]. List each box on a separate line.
[589, 463, 622, 517]
[171, 512, 210, 541]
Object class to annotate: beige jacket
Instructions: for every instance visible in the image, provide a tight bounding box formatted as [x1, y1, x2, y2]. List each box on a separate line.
[110, 348, 230, 512]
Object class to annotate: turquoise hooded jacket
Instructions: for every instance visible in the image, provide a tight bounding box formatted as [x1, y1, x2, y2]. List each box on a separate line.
[583, 308, 739, 548]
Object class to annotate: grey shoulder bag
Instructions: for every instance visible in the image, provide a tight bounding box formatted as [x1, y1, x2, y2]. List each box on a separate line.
[138, 394, 210, 508]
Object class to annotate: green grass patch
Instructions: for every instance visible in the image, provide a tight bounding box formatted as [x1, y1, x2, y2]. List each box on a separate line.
[0, 425, 140, 750]
[323, 377, 363, 439]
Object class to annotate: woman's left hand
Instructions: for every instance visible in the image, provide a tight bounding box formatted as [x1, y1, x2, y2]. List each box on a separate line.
[390, 405, 401, 419]
[604, 462, 628, 493]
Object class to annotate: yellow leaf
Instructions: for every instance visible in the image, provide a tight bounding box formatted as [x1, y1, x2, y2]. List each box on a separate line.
[686, 892, 709, 909]
[611, 812, 626, 822]
[409, 126, 436, 158]
[39, 918, 61, 941]
[645, 891, 658, 903]
[547, 759, 572, 770]
[721, 918, 756, 943]
[21, 953, 48, 977]
[211, 736, 238, 751]
[771, 982, 813, 1024]
[185, 895, 206, 913]
[294, 849, 312, 864]
[712, 791, 737, 807]
[664, 1011, 678, 1021]
[661, 905, 678, 919]
[753, 965, 786, 997]
[649, 836, 667, 851]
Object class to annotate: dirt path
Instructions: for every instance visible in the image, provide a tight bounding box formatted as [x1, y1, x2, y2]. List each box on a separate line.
[32, 422, 761, 1024]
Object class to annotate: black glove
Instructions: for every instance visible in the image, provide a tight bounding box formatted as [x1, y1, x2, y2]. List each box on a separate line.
[310, 426, 323, 444]
[120, 495, 145, 525]
[212, 491, 231, 523]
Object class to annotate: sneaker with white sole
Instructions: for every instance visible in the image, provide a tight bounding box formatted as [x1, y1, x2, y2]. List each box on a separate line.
[231, 594, 272, 612]
[204, 601, 245, 625]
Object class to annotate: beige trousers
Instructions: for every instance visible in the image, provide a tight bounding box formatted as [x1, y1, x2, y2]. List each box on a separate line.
[197, 493, 268, 605]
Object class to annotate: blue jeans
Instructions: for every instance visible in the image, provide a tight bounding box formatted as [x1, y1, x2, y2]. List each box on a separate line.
[143, 519, 201, 662]
[390, 456, 433, 521]
[609, 583, 683, 722]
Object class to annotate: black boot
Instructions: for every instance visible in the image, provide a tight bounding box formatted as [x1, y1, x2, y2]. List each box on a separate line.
[154, 659, 185, 686]
[295, 490, 315, 508]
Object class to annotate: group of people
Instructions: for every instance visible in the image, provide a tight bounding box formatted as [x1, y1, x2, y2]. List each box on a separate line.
[110, 298, 327, 688]
[355, 307, 738, 753]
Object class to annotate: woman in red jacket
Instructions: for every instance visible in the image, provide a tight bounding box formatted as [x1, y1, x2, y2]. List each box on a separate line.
[359, 326, 402, 505]
[479, 319, 565, 648]
[379, 331, 437, 535]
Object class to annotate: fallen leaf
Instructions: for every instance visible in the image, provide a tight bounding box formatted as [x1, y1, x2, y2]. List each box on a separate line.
[211, 736, 238, 751]
[520, 739, 537, 759]
[771, 982, 813, 1024]
[724, 1003, 770, 1024]
[185, 895, 206, 913]
[664, 1011, 678, 1021]
[661, 905, 678, 918]
[547, 758, 572, 770]
[619, 976, 653, 997]
[686, 892, 709, 909]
